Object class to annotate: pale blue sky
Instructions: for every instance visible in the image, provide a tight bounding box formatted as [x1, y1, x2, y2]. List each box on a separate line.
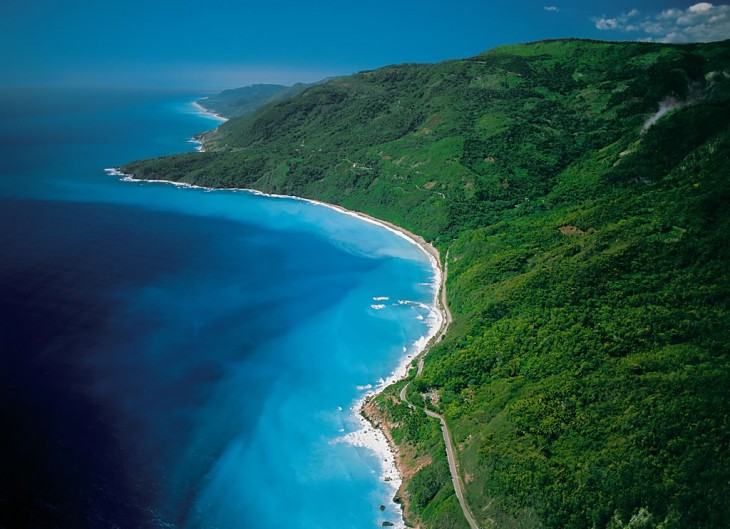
[2, 0, 729, 89]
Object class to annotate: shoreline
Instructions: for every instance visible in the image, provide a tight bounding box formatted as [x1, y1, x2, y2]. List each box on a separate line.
[104, 168, 447, 529]
[189, 101, 227, 152]
[191, 100, 228, 122]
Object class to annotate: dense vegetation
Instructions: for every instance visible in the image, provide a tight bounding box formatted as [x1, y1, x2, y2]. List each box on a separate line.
[195, 82, 311, 118]
[123, 39, 730, 529]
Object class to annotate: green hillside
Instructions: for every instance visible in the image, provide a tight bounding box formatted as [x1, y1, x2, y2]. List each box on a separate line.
[122, 39, 730, 529]
[196, 82, 311, 118]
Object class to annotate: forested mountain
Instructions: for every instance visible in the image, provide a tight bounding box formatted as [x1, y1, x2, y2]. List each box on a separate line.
[123, 39, 730, 529]
[196, 82, 311, 118]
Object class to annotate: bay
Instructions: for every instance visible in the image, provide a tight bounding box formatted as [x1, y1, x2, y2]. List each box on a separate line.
[0, 87, 438, 528]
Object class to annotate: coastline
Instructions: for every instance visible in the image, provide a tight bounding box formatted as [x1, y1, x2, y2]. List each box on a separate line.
[104, 168, 448, 529]
[191, 100, 228, 122]
[189, 101, 228, 152]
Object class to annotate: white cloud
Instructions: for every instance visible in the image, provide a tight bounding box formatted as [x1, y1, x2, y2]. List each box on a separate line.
[544, 6, 559, 12]
[689, 3, 713, 13]
[593, 9, 640, 31]
[659, 8, 683, 20]
[595, 17, 618, 30]
[594, 3, 730, 43]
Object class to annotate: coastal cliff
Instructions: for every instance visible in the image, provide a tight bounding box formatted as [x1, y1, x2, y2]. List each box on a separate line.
[123, 39, 730, 529]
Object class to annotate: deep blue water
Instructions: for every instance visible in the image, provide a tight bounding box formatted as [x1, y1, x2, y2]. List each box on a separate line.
[0, 88, 437, 528]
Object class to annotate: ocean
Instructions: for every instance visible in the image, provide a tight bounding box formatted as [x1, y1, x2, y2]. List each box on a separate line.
[0, 87, 439, 528]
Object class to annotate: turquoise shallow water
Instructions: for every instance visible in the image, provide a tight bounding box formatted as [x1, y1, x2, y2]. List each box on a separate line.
[0, 88, 437, 528]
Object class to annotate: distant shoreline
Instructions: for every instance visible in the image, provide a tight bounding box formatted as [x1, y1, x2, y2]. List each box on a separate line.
[188, 101, 227, 151]
[105, 167, 446, 528]
[191, 100, 228, 122]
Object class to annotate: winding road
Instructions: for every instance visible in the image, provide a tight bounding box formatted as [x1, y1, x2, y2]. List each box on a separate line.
[424, 408, 480, 529]
[400, 250, 480, 529]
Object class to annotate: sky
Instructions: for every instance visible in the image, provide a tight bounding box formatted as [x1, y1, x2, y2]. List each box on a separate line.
[2, 0, 729, 90]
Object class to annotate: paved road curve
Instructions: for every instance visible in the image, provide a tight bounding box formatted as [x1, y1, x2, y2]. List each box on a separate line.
[400, 250, 480, 529]
[424, 408, 480, 529]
